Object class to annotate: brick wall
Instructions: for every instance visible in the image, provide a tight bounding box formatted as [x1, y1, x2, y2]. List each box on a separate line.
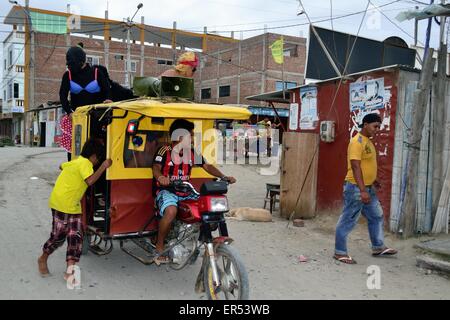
[31, 31, 306, 108]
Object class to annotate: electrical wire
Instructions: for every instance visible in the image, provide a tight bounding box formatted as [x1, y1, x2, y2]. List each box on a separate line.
[0, 1, 419, 36]
[370, 0, 425, 46]
[285, 0, 372, 227]
[0, 0, 427, 94]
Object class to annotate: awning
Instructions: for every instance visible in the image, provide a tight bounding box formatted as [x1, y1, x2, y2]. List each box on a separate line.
[246, 90, 291, 104]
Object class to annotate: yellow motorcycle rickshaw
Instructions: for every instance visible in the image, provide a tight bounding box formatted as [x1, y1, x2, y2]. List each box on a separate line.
[71, 76, 251, 300]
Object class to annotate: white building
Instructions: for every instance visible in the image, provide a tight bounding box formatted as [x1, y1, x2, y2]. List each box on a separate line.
[412, 45, 450, 75]
[2, 25, 25, 143]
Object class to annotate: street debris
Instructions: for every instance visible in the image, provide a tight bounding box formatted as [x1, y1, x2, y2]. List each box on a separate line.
[293, 219, 305, 227]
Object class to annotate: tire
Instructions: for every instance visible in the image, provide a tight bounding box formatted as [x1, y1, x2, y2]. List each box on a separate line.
[203, 244, 249, 300]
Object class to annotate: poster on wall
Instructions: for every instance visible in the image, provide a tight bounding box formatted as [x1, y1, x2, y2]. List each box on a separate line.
[350, 78, 385, 112]
[289, 103, 299, 131]
[299, 87, 318, 130]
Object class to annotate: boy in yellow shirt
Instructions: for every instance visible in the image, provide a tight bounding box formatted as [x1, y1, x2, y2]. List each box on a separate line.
[38, 139, 112, 279]
[334, 113, 397, 264]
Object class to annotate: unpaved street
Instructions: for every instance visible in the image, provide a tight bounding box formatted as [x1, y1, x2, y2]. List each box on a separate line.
[0, 147, 449, 299]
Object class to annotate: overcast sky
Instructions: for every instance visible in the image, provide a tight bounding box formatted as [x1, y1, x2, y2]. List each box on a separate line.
[0, 0, 446, 82]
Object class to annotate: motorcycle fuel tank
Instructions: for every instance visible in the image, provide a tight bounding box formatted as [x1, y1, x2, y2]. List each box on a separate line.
[177, 200, 202, 223]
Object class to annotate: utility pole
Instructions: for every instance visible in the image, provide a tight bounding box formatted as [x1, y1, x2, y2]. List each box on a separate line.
[431, 0, 448, 228]
[125, 20, 131, 88]
[124, 3, 143, 88]
[400, 48, 436, 238]
[261, 25, 267, 95]
[237, 31, 242, 104]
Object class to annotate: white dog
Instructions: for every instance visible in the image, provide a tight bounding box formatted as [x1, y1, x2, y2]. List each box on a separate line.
[226, 207, 273, 222]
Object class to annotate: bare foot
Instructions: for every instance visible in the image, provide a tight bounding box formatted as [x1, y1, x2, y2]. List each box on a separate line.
[38, 256, 50, 276]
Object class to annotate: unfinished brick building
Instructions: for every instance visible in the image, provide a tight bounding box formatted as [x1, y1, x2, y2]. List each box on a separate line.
[3, 5, 306, 144]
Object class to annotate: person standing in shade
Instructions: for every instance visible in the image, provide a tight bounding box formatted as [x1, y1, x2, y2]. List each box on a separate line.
[334, 113, 397, 264]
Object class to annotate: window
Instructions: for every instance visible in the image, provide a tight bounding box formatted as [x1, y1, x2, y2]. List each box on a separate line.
[86, 55, 100, 66]
[219, 85, 230, 98]
[125, 60, 137, 72]
[201, 88, 211, 100]
[8, 49, 13, 67]
[157, 59, 173, 65]
[14, 83, 19, 99]
[130, 61, 137, 73]
[16, 100, 24, 107]
[3, 90, 6, 101]
[275, 81, 297, 91]
[7, 83, 12, 100]
[3, 59, 6, 71]
[16, 65, 24, 73]
[283, 45, 298, 57]
[124, 131, 168, 168]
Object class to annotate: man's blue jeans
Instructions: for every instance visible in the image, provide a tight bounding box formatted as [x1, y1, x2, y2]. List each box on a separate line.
[335, 182, 385, 255]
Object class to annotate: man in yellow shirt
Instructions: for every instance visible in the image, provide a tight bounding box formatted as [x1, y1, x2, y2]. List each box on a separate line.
[334, 113, 397, 264]
[38, 139, 112, 280]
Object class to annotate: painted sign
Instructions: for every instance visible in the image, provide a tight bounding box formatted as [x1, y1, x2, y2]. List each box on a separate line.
[300, 87, 318, 130]
[11, 106, 24, 113]
[350, 78, 385, 112]
[289, 103, 299, 131]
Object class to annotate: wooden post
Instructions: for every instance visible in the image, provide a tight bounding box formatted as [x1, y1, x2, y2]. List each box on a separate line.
[400, 48, 436, 238]
[431, 10, 448, 222]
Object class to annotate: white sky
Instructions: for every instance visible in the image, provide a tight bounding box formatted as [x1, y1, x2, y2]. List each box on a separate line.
[0, 0, 446, 85]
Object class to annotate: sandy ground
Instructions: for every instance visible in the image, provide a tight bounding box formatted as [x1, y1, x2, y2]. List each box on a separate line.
[0, 146, 449, 300]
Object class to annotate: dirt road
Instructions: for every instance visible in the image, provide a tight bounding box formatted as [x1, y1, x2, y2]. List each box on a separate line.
[0, 147, 448, 299]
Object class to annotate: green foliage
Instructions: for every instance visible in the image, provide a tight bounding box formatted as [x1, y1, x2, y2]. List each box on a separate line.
[0, 136, 15, 147]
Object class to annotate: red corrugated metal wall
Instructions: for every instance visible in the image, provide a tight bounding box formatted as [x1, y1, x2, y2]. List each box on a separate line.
[290, 70, 399, 222]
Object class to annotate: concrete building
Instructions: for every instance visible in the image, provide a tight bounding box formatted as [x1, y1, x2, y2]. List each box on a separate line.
[198, 33, 306, 105]
[2, 5, 306, 145]
[1, 25, 25, 143]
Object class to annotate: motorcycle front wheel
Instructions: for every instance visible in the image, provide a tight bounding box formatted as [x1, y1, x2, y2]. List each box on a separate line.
[203, 244, 249, 300]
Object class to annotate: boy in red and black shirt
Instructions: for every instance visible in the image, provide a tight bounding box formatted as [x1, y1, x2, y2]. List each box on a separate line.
[152, 119, 236, 265]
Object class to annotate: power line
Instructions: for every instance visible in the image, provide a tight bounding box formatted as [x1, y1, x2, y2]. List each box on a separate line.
[0, 0, 424, 88]
[0, 3, 420, 37]
[286, 0, 372, 227]
[183, 1, 410, 33]
[370, 0, 425, 46]
[138, 24, 290, 83]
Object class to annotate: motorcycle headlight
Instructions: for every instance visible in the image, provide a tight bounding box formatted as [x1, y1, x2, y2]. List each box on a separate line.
[209, 197, 229, 212]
